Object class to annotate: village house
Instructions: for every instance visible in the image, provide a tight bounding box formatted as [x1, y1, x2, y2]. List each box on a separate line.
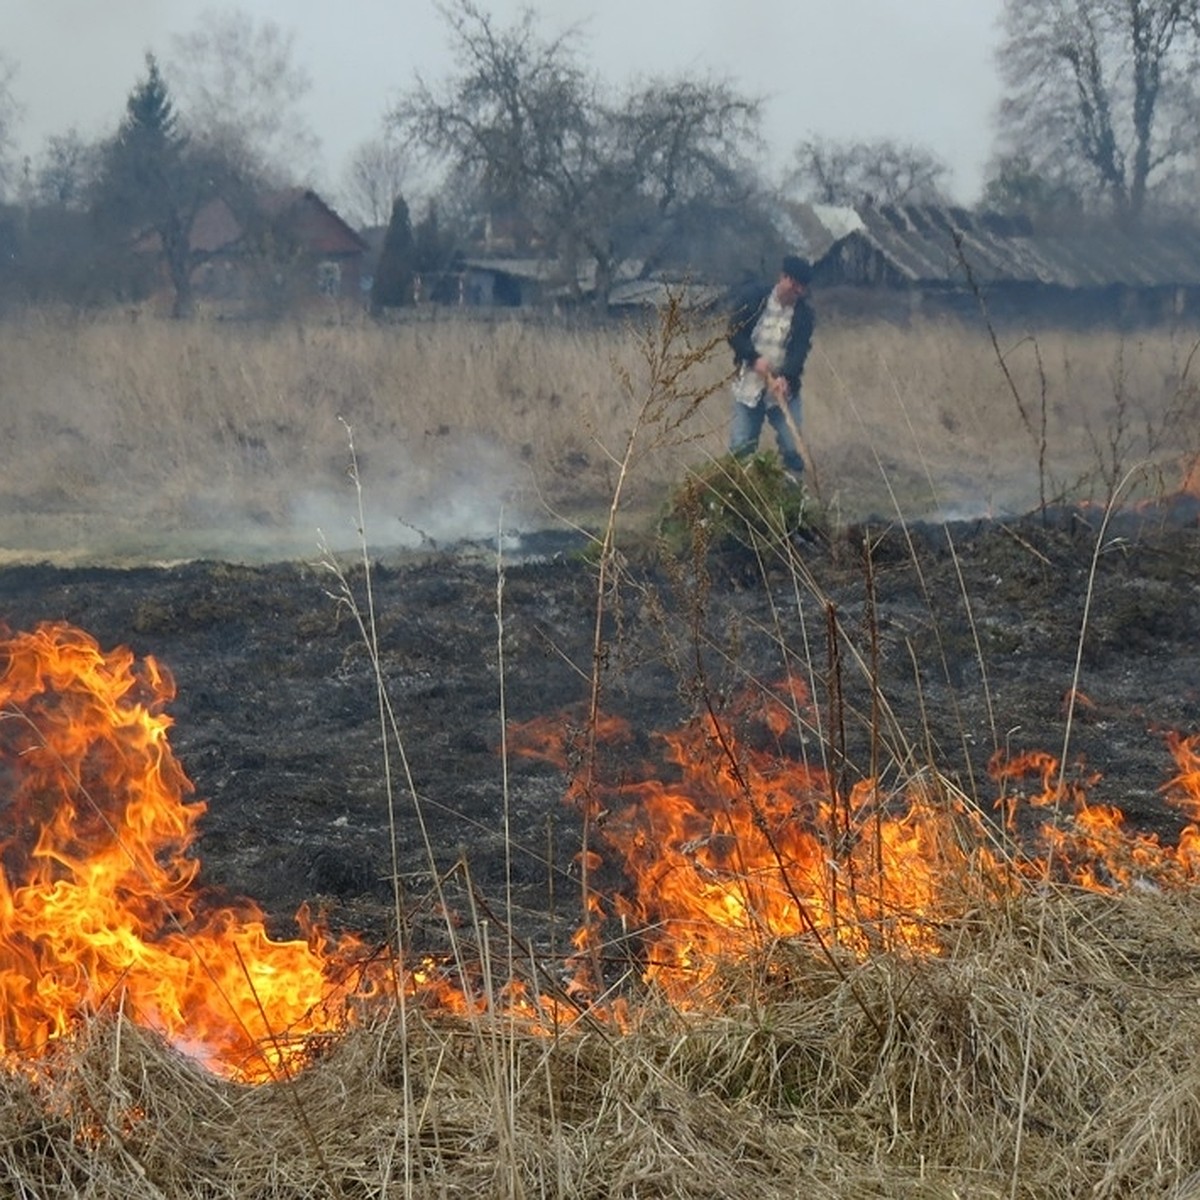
[143, 188, 369, 314]
[790, 202, 1200, 326]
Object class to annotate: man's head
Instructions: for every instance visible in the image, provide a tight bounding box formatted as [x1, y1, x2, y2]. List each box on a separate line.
[776, 254, 812, 304]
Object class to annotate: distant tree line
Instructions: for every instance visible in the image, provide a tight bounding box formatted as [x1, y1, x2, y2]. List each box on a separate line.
[2, 0, 1200, 316]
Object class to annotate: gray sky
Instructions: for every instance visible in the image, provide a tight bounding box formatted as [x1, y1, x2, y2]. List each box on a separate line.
[5, 0, 1006, 206]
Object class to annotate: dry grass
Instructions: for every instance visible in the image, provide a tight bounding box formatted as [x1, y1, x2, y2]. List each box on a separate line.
[7, 887, 1200, 1197]
[4, 303, 1200, 1196]
[1, 306, 1198, 562]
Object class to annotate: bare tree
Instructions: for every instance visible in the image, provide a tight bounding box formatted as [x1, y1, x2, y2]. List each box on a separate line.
[390, 0, 761, 305]
[34, 129, 102, 209]
[392, 2, 590, 246]
[0, 52, 21, 199]
[995, 0, 1200, 224]
[979, 151, 1083, 224]
[343, 135, 416, 227]
[165, 5, 318, 184]
[787, 135, 950, 205]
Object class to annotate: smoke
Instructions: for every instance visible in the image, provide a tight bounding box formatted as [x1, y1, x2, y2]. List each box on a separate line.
[287, 433, 535, 557]
[0, 398, 540, 565]
[929, 466, 1049, 525]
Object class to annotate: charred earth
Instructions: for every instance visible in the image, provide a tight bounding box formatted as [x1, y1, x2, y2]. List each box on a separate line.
[1, 505, 1197, 969]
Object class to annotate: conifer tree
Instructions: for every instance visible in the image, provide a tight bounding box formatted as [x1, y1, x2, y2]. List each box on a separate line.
[94, 55, 235, 316]
[370, 194, 416, 313]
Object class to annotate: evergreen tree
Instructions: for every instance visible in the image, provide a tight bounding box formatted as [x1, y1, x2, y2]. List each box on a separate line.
[93, 55, 236, 317]
[371, 194, 416, 313]
[413, 202, 462, 301]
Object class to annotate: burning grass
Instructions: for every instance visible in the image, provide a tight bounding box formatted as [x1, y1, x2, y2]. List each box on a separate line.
[6, 890, 1200, 1197]
[4, 615, 1200, 1195]
[4, 302, 1200, 1193]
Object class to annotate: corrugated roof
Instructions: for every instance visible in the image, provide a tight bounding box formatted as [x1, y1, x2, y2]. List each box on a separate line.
[461, 256, 562, 282]
[462, 256, 645, 295]
[796, 203, 1200, 289]
[607, 279, 724, 309]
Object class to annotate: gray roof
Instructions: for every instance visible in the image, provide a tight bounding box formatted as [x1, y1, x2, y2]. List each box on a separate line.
[461, 256, 644, 294]
[793, 203, 1200, 290]
[607, 278, 724, 309]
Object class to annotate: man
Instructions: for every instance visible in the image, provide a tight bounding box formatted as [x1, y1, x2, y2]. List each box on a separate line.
[726, 254, 815, 479]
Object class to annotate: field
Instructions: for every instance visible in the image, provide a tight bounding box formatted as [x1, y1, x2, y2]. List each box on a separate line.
[2, 305, 1198, 561]
[1, 306, 1200, 1197]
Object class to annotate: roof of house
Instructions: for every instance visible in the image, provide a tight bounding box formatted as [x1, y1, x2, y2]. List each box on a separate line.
[607, 278, 725, 310]
[461, 256, 563, 283]
[187, 197, 243, 254]
[150, 189, 368, 258]
[461, 256, 728, 308]
[793, 202, 1200, 290]
[461, 255, 645, 297]
[258, 188, 369, 256]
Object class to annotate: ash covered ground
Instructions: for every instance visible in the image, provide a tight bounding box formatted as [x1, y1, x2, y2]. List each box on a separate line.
[2, 507, 1198, 963]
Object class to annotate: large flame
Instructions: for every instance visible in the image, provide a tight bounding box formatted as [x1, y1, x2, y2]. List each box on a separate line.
[512, 680, 1008, 1000]
[511, 677, 1200, 1000]
[0, 622, 388, 1082]
[3, 621, 1198, 1083]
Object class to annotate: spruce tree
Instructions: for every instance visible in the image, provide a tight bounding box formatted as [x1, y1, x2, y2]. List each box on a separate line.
[370, 194, 416, 314]
[94, 55, 235, 317]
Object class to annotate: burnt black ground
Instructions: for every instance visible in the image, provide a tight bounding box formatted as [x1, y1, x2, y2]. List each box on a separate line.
[2, 507, 1198, 966]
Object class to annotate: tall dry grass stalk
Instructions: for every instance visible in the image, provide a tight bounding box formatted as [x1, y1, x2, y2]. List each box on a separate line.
[7, 888, 1200, 1198]
[1, 307, 1199, 561]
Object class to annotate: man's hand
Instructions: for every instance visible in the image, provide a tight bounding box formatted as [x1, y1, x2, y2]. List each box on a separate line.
[751, 358, 789, 405]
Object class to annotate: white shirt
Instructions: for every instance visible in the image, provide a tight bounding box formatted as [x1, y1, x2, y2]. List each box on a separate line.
[733, 292, 794, 407]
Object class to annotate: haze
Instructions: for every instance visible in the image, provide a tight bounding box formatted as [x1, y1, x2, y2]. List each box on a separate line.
[6, 0, 1005, 208]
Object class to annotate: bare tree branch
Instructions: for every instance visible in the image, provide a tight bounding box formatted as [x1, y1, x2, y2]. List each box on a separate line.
[166, 6, 318, 186]
[995, 0, 1200, 224]
[389, 0, 763, 304]
[787, 135, 949, 205]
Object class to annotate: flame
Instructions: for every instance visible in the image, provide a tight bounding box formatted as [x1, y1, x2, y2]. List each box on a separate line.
[512, 679, 1200, 1001]
[5, 619, 1200, 1084]
[0, 623, 591, 1083]
[513, 679, 1011, 1000]
[1182, 454, 1200, 499]
[0, 622, 398, 1082]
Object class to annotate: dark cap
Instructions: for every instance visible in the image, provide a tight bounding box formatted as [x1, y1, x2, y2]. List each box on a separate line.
[780, 254, 812, 285]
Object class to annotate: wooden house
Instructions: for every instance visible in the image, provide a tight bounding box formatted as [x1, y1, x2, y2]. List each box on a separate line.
[791, 202, 1200, 325]
[142, 188, 369, 314]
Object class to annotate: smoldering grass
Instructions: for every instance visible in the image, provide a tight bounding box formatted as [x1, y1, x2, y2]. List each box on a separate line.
[4, 307, 1200, 563]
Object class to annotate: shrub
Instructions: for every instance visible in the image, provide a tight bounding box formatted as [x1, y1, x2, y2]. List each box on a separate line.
[658, 451, 815, 556]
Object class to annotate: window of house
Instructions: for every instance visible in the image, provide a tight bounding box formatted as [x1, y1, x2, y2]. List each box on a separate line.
[316, 261, 341, 296]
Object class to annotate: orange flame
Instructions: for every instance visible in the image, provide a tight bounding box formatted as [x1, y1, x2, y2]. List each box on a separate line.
[1181, 454, 1200, 499]
[6, 620, 1200, 1082]
[0, 623, 399, 1082]
[513, 679, 1011, 1000]
[513, 680, 1200, 1001]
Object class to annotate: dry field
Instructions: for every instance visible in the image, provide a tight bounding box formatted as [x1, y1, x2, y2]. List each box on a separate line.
[1, 305, 1200, 1198]
[1, 304, 1198, 562]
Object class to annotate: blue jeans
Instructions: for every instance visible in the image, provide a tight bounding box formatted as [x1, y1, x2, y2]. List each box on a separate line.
[730, 391, 805, 474]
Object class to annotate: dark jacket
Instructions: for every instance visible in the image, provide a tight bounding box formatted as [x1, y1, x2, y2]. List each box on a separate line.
[727, 282, 815, 397]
